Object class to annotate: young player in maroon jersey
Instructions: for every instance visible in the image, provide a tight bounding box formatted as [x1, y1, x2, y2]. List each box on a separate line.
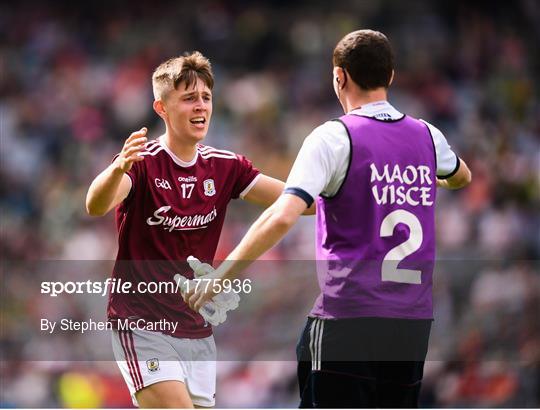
[86, 51, 310, 408]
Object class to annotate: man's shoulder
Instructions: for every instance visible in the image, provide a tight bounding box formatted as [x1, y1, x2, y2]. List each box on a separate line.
[316, 119, 349, 134]
[418, 118, 440, 132]
[304, 120, 349, 149]
[197, 144, 239, 161]
[138, 139, 166, 158]
[195, 144, 252, 178]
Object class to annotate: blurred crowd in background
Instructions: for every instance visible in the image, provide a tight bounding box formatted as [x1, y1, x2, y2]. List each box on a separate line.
[1, 0, 539, 407]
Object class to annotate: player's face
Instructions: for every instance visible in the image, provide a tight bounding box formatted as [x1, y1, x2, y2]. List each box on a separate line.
[163, 77, 213, 143]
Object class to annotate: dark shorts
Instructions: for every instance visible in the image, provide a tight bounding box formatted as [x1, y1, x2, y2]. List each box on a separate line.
[296, 316, 432, 408]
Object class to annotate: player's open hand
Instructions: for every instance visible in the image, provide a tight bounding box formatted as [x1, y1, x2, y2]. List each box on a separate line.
[115, 127, 147, 173]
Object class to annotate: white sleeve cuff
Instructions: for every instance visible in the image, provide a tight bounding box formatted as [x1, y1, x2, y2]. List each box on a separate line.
[239, 174, 262, 199]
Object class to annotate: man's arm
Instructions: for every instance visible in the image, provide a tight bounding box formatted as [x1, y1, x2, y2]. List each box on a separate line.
[185, 122, 342, 310]
[436, 158, 472, 190]
[86, 165, 132, 216]
[421, 120, 471, 190]
[186, 193, 307, 311]
[243, 174, 316, 215]
[86, 127, 147, 216]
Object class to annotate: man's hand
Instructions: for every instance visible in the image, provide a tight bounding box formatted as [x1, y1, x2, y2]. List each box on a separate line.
[86, 126, 148, 216]
[182, 275, 220, 312]
[187, 256, 214, 277]
[114, 127, 148, 173]
[180, 256, 218, 311]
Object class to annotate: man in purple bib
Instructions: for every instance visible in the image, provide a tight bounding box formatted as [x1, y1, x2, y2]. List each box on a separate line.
[186, 29, 472, 408]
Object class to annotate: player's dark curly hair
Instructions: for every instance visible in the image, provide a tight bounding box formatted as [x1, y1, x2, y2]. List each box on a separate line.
[333, 30, 394, 90]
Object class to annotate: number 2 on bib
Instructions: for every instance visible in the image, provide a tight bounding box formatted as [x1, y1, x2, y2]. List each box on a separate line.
[379, 209, 423, 284]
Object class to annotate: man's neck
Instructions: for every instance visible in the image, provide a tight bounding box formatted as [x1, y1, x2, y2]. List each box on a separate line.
[341, 87, 388, 113]
[163, 132, 197, 162]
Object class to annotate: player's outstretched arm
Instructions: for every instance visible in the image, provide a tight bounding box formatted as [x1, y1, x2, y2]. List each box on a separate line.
[243, 175, 316, 215]
[86, 127, 147, 216]
[436, 158, 472, 190]
[185, 193, 307, 312]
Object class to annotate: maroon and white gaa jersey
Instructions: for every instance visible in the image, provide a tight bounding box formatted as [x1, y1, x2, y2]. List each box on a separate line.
[107, 137, 260, 338]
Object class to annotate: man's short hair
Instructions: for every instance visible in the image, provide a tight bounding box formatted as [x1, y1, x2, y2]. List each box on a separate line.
[152, 51, 214, 100]
[333, 30, 394, 90]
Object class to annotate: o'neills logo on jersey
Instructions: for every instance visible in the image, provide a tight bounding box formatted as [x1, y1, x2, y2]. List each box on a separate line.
[178, 176, 197, 183]
[146, 206, 218, 231]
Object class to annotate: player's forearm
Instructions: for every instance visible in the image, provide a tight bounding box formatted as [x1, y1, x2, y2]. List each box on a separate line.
[436, 179, 460, 189]
[86, 162, 126, 216]
[303, 203, 316, 215]
[217, 208, 295, 280]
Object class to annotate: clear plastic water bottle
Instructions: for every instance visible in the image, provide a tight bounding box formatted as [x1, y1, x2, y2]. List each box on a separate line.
[174, 274, 226, 326]
[187, 256, 240, 311]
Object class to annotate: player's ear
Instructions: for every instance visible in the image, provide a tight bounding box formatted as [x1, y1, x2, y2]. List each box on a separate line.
[333, 66, 341, 83]
[388, 70, 395, 87]
[333, 66, 347, 89]
[153, 99, 167, 120]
